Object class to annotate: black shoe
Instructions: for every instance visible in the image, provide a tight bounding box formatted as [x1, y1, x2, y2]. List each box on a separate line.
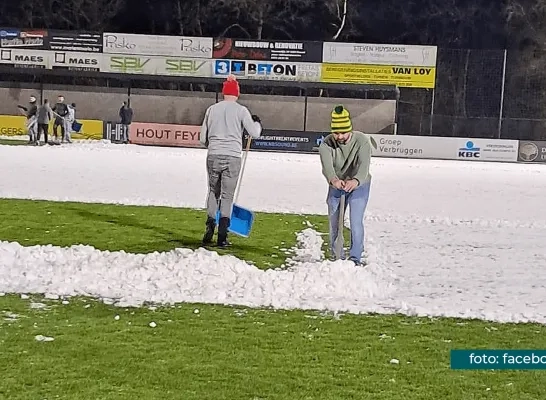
[349, 257, 364, 266]
[202, 217, 216, 245]
[217, 217, 231, 247]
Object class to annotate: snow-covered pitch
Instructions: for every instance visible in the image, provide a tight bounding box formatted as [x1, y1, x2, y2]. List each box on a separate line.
[0, 140, 545, 324]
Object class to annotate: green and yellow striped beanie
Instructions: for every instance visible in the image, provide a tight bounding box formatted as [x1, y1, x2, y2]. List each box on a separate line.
[331, 105, 352, 133]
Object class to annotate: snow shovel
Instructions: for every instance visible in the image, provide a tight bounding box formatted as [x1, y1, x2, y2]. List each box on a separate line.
[215, 136, 255, 237]
[333, 191, 347, 260]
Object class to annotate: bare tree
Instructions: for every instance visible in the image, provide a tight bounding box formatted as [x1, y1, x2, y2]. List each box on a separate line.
[324, 0, 349, 40]
[211, 0, 314, 39]
[36, 0, 126, 31]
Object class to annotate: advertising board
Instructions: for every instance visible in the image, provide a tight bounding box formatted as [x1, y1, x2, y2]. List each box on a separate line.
[320, 63, 436, 88]
[103, 122, 125, 142]
[322, 42, 438, 67]
[0, 115, 102, 139]
[0, 48, 50, 69]
[371, 135, 518, 162]
[103, 33, 213, 58]
[213, 38, 323, 62]
[129, 122, 202, 147]
[0, 115, 27, 135]
[213, 59, 321, 82]
[312, 133, 518, 162]
[102, 54, 213, 77]
[156, 57, 212, 77]
[0, 28, 48, 49]
[47, 30, 102, 53]
[103, 54, 156, 75]
[517, 141, 546, 163]
[243, 130, 316, 152]
[51, 51, 102, 72]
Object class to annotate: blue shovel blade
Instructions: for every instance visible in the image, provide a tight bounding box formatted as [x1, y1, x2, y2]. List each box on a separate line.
[215, 204, 255, 237]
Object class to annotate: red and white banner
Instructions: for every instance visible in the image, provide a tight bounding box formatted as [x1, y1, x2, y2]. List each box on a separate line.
[129, 122, 202, 147]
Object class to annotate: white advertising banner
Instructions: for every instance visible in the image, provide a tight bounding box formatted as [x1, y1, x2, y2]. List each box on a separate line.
[369, 135, 519, 162]
[101, 54, 213, 77]
[102, 33, 213, 58]
[212, 59, 321, 82]
[0, 48, 50, 68]
[102, 54, 156, 75]
[51, 51, 102, 71]
[156, 57, 212, 77]
[322, 42, 437, 67]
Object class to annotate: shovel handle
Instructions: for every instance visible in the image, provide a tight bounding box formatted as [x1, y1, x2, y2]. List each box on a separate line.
[234, 136, 252, 203]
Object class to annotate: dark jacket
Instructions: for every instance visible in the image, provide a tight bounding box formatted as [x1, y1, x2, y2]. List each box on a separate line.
[119, 106, 133, 125]
[19, 103, 38, 119]
[52, 102, 68, 124]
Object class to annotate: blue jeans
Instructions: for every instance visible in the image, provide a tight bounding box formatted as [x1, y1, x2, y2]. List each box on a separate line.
[326, 180, 371, 262]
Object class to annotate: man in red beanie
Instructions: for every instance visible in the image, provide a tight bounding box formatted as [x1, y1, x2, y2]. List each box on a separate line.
[199, 74, 262, 247]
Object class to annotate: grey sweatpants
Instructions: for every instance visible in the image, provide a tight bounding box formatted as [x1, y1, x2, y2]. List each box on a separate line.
[206, 154, 242, 219]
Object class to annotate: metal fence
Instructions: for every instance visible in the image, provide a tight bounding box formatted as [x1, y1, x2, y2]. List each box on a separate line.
[396, 48, 546, 140]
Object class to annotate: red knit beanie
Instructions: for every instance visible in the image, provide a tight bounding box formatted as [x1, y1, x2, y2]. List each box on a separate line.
[222, 74, 240, 97]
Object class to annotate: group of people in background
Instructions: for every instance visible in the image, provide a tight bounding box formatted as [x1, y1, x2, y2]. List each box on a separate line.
[18, 94, 76, 145]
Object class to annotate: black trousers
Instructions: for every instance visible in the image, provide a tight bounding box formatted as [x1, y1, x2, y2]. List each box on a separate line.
[53, 121, 64, 138]
[37, 123, 49, 143]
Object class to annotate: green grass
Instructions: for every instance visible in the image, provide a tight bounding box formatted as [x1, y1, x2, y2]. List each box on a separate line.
[1, 295, 545, 400]
[0, 198, 545, 399]
[0, 198, 332, 269]
[0, 139, 29, 146]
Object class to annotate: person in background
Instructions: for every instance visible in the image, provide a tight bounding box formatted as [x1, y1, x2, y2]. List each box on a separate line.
[199, 74, 262, 247]
[318, 104, 375, 266]
[17, 95, 38, 144]
[51, 94, 68, 142]
[119, 101, 133, 144]
[36, 99, 53, 145]
[62, 103, 76, 143]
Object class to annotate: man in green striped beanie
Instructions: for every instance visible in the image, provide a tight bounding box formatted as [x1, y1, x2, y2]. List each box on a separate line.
[318, 104, 375, 266]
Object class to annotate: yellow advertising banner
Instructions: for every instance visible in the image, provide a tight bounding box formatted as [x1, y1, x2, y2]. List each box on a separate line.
[320, 63, 436, 88]
[0, 115, 103, 139]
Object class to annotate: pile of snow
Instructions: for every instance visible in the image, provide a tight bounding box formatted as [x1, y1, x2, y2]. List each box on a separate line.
[0, 229, 398, 314]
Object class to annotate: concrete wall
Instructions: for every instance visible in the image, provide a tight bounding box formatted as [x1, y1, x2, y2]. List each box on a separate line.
[0, 82, 396, 133]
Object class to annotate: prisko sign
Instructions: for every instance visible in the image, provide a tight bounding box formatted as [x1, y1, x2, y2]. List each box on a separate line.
[102, 32, 213, 58]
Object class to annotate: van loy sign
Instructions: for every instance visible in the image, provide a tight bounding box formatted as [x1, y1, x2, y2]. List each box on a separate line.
[103, 33, 212, 58]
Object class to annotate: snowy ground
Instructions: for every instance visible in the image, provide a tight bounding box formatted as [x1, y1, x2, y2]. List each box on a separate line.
[0, 141, 545, 324]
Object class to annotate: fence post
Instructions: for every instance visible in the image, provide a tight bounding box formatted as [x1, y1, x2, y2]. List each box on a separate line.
[39, 80, 44, 104]
[497, 49, 508, 139]
[127, 80, 131, 107]
[303, 89, 308, 131]
[429, 88, 435, 136]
